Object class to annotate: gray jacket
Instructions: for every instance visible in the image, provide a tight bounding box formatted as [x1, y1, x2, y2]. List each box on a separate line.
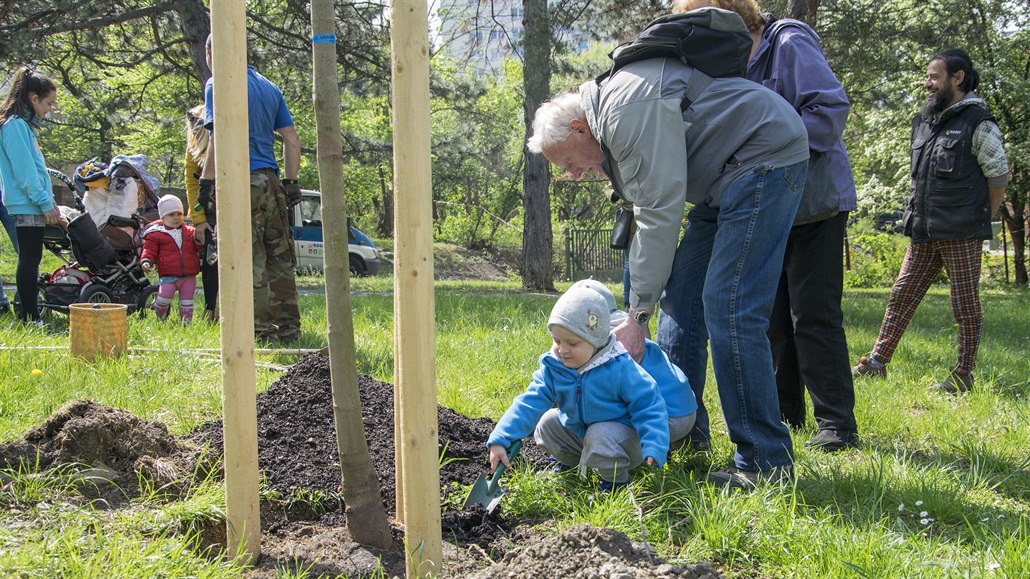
[580, 58, 808, 310]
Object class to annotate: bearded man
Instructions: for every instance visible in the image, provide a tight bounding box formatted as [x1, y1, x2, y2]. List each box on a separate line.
[852, 48, 1008, 394]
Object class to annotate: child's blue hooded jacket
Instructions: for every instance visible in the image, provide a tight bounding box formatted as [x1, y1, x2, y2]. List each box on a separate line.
[640, 340, 697, 419]
[488, 338, 670, 466]
[0, 115, 53, 216]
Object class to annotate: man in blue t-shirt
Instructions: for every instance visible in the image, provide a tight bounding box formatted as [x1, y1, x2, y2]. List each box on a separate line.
[199, 34, 302, 343]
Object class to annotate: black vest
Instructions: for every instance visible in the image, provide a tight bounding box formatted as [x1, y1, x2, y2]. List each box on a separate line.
[903, 103, 994, 242]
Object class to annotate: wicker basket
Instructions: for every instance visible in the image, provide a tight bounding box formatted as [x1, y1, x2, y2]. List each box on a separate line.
[69, 303, 128, 360]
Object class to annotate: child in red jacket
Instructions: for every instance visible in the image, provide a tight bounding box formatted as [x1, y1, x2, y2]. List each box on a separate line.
[141, 195, 202, 322]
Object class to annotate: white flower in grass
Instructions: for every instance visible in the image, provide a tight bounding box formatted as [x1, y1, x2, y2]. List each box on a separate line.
[989, 563, 1001, 571]
[898, 503, 905, 512]
[915, 500, 923, 506]
[920, 511, 929, 517]
[920, 518, 932, 525]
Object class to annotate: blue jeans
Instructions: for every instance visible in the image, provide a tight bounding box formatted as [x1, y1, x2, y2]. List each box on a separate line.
[656, 161, 806, 470]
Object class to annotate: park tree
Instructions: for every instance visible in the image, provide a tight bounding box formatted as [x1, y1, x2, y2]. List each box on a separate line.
[521, 0, 555, 290]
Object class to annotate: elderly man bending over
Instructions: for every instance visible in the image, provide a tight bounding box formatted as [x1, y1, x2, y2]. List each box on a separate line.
[527, 9, 809, 489]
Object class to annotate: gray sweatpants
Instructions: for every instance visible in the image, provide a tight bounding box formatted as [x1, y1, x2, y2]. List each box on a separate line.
[534, 409, 695, 483]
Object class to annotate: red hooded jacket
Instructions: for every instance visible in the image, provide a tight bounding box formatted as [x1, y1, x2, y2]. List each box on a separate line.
[140, 220, 202, 277]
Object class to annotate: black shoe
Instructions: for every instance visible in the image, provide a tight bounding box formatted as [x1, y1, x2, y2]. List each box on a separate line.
[0, 302, 10, 316]
[803, 429, 859, 452]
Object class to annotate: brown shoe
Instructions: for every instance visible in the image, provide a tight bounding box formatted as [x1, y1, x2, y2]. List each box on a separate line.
[933, 366, 973, 394]
[852, 355, 886, 378]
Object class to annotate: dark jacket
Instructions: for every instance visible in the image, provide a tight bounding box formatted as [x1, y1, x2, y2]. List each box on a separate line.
[904, 101, 994, 241]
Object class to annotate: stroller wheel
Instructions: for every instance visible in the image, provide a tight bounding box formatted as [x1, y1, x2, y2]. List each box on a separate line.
[133, 285, 159, 318]
[79, 283, 114, 305]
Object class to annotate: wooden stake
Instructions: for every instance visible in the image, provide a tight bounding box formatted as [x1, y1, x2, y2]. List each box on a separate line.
[390, 0, 441, 576]
[210, 1, 260, 564]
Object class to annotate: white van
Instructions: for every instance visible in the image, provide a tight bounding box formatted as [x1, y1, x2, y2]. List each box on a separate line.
[291, 190, 384, 276]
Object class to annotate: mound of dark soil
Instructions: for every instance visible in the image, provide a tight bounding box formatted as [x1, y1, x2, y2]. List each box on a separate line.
[0, 399, 200, 505]
[469, 524, 724, 579]
[189, 352, 547, 548]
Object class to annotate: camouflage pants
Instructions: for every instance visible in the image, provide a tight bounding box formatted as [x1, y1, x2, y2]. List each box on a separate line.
[250, 170, 300, 340]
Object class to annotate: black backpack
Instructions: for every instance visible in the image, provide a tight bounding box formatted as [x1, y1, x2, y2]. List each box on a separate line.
[601, 8, 752, 81]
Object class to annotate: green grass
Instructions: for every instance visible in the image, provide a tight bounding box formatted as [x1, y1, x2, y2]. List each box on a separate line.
[0, 268, 1028, 576]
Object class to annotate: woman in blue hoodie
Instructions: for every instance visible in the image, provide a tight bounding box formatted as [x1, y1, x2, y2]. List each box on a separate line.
[0, 67, 60, 325]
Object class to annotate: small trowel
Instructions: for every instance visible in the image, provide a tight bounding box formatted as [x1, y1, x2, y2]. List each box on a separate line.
[463, 439, 522, 513]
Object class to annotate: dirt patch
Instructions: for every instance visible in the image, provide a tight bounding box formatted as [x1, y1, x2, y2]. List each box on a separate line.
[0, 399, 203, 506]
[469, 524, 722, 578]
[1, 354, 721, 577]
[191, 352, 548, 510]
[430, 243, 514, 281]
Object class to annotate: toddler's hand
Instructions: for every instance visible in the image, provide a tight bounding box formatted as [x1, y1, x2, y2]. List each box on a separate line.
[644, 456, 658, 467]
[141, 260, 152, 273]
[488, 444, 510, 472]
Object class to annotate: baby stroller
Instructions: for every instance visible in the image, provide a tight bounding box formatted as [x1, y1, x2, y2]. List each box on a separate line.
[34, 156, 161, 318]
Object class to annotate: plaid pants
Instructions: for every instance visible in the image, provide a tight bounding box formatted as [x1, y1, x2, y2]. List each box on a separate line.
[871, 239, 983, 371]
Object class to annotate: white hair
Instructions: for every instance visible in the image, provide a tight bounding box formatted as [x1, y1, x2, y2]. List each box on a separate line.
[527, 92, 586, 154]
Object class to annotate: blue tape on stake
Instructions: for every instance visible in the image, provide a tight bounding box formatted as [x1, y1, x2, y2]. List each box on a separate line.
[312, 33, 336, 44]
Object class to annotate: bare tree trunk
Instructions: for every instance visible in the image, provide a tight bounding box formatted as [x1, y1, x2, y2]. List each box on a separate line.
[1003, 200, 1028, 286]
[521, 0, 556, 291]
[310, 0, 391, 549]
[377, 163, 393, 237]
[174, 0, 211, 85]
[789, 0, 820, 25]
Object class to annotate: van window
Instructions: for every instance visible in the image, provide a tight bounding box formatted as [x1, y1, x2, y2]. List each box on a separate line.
[299, 198, 322, 227]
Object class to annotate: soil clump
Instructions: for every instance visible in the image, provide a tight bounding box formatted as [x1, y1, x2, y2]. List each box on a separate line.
[468, 524, 723, 578]
[0, 399, 202, 506]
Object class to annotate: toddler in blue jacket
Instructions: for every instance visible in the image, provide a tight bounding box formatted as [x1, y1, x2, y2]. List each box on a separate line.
[487, 286, 669, 488]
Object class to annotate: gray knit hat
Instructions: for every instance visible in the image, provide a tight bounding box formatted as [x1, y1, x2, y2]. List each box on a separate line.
[570, 278, 627, 328]
[570, 279, 618, 313]
[548, 286, 611, 348]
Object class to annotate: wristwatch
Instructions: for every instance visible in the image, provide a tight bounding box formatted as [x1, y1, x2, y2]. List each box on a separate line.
[629, 309, 651, 325]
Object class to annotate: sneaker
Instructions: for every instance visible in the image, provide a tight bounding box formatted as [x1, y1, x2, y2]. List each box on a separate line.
[803, 429, 859, 452]
[598, 479, 628, 492]
[852, 355, 886, 378]
[546, 456, 574, 473]
[706, 465, 794, 490]
[933, 366, 973, 394]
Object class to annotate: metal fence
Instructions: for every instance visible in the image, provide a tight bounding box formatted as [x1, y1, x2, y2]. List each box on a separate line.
[564, 228, 625, 281]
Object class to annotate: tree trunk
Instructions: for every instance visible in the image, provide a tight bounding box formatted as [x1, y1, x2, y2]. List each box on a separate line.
[789, 0, 820, 24]
[174, 0, 211, 85]
[521, 0, 556, 291]
[310, 0, 391, 549]
[1003, 201, 1028, 286]
[377, 163, 393, 237]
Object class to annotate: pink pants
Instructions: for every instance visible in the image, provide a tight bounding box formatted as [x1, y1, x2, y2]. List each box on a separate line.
[155, 276, 198, 322]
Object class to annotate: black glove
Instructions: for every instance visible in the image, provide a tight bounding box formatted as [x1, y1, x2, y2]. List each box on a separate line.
[282, 179, 302, 209]
[196, 180, 215, 209]
[197, 178, 216, 223]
